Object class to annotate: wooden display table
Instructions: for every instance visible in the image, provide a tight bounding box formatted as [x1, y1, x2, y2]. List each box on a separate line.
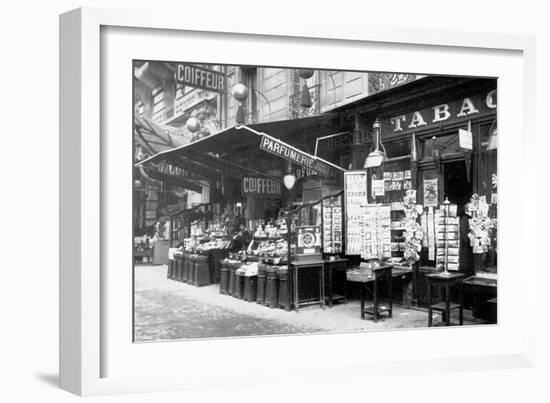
[347, 264, 393, 322]
[426, 272, 465, 327]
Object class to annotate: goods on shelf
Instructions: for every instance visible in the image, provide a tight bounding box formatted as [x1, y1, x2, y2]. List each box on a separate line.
[195, 237, 232, 252]
[253, 221, 284, 239]
[250, 238, 289, 259]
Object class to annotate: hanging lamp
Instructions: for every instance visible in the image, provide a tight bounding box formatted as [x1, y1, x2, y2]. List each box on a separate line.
[364, 119, 386, 168]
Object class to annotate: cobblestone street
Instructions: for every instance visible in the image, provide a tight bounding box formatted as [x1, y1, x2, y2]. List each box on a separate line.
[133, 265, 471, 341]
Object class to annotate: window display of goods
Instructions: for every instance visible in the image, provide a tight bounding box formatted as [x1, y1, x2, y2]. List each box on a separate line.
[195, 237, 232, 252]
[206, 223, 228, 237]
[253, 221, 284, 239]
[250, 238, 289, 259]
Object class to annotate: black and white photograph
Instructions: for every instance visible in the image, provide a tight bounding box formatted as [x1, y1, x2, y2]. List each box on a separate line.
[132, 62, 498, 341]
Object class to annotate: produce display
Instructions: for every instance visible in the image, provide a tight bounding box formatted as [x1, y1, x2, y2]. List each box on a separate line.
[195, 237, 232, 252]
[236, 261, 259, 277]
[249, 238, 289, 260]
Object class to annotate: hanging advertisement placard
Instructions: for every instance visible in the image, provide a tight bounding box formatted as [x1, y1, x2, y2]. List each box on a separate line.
[423, 178, 439, 207]
[372, 179, 385, 197]
[458, 129, 473, 150]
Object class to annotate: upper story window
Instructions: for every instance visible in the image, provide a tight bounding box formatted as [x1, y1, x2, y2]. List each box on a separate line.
[152, 87, 165, 123]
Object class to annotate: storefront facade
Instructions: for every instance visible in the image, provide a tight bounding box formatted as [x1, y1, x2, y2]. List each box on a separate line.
[137, 75, 497, 321]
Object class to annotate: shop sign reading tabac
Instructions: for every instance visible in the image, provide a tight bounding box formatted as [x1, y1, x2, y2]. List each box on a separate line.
[384, 90, 497, 137]
[259, 136, 335, 178]
[174, 64, 226, 93]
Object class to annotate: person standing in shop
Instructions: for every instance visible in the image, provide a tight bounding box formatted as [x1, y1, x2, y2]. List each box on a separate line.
[232, 222, 251, 252]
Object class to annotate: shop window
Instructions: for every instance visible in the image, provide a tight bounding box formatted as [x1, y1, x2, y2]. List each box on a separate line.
[152, 86, 165, 123]
[475, 121, 498, 274]
[383, 140, 411, 159]
[419, 134, 460, 159]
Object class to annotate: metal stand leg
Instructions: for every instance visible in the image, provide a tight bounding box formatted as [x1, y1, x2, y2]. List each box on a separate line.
[294, 266, 299, 312]
[445, 285, 451, 326]
[360, 285, 365, 320]
[320, 264, 325, 309]
[428, 283, 433, 327]
[388, 274, 393, 318]
[373, 277, 378, 323]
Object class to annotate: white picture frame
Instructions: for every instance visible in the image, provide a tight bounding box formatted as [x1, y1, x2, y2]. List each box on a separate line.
[60, 7, 537, 396]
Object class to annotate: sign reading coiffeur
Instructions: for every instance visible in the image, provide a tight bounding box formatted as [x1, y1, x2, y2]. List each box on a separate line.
[259, 136, 334, 177]
[174, 64, 226, 93]
[242, 176, 282, 198]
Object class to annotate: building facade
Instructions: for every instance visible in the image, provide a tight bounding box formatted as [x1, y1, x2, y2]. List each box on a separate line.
[133, 61, 418, 233]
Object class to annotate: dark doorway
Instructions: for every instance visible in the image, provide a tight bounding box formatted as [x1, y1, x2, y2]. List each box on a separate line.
[443, 160, 472, 214]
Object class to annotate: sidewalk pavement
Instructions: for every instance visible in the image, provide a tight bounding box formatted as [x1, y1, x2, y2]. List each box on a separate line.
[134, 264, 473, 341]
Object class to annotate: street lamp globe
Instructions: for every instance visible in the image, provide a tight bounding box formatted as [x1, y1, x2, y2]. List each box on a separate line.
[232, 83, 249, 102]
[296, 69, 314, 79]
[186, 116, 201, 133]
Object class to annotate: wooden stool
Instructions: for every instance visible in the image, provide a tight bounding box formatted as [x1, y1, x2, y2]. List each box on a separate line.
[346, 264, 393, 322]
[426, 272, 465, 327]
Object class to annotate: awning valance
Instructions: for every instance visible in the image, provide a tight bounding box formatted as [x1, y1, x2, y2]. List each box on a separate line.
[136, 114, 347, 182]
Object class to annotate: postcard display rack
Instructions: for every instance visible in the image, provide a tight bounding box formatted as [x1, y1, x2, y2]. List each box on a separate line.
[361, 205, 392, 260]
[322, 195, 343, 254]
[344, 171, 391, 259]
[435, 200, 460, 272]
[344, 171, 367, 255]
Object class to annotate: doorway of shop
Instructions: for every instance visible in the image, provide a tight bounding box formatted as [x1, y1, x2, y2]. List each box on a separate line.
[443, 160, 472, 214]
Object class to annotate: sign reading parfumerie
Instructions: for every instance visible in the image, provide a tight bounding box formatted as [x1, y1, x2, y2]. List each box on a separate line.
[259, 136, 333, 177]
[242, 176, 282, 198]
[174, 64, 226, 93]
